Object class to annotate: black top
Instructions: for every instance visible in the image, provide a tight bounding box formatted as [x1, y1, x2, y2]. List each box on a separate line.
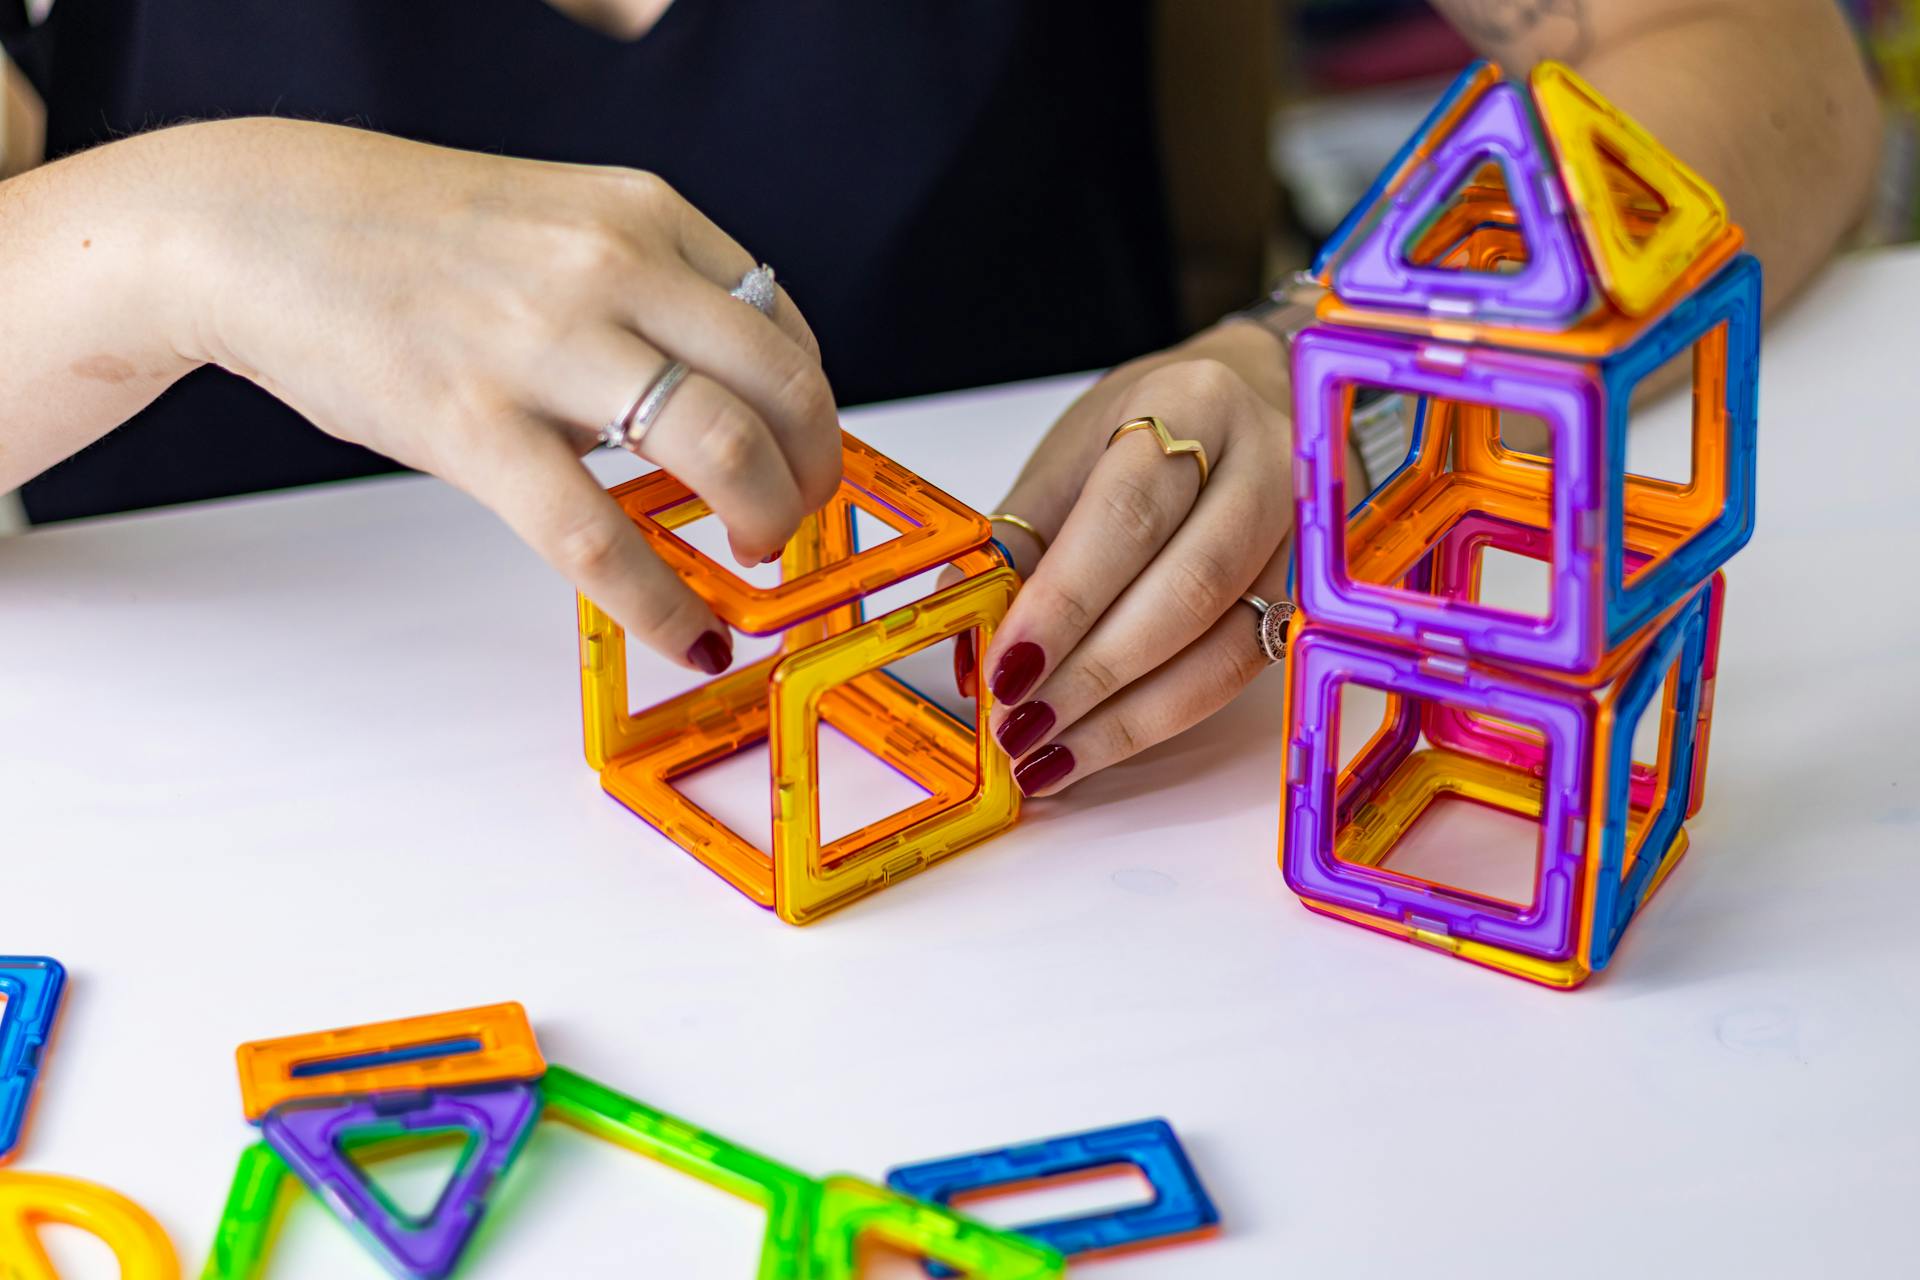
[3, 0, 1177, 521]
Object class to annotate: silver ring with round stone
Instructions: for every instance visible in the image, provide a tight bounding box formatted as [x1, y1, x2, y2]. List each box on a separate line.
[730, 263, 777, 316]
[1241, 593, 1297, 664]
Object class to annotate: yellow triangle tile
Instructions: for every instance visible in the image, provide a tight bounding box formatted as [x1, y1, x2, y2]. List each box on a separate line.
[1531, 61, 1730, 315]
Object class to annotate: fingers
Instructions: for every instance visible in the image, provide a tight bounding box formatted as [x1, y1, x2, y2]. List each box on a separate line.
[626, 257, 843, 512]
[969, 354, 1297, 795]
[991, 413, 1290, 756]
[980, 422, 1215, 706]
[660, 189, 822, 361]
[949, 371, 1163, 701]
[446, 415, 735, 675]
[976, 380, 1152, 572]
[633, 371, 808, 566]
[593, 172, 839, 510]
[534, 328, 806, 567]
[1012, 553, 1291, 797]
[977, 360, 1251, 711]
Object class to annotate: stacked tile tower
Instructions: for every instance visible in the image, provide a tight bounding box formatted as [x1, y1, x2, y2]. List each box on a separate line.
[1280, 61, 1759, 988]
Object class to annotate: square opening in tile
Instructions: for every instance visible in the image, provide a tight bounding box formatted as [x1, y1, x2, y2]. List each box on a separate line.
[1621, 342, 1700, 490]
[1331, 683, 1548, 913]
[1342, 384, 1560, 630]
[672, 719, 937, 853]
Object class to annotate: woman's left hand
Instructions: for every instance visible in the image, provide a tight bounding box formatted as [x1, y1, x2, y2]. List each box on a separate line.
[959, 320, 1296, 797]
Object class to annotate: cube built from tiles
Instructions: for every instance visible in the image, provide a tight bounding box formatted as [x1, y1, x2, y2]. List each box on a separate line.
[1282, 60, 1759, 987]
[579, 431, 1020, 924]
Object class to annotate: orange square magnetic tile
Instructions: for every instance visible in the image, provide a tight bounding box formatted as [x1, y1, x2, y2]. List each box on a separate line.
[609, 431, 992, 636]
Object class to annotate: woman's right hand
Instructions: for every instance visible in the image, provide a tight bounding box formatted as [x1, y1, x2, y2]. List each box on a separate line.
[172, 118, 842, 673]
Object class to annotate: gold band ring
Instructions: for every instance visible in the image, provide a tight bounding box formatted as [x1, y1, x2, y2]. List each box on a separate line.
[987, 512, 1050, 555]
[1107, 416, 1210, 489]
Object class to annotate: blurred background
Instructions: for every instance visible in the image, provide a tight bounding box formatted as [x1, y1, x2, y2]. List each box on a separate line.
[1164, 0, 1918, 337]
[2, 0, 1915, 534]
[1266, 0, 1919, 265]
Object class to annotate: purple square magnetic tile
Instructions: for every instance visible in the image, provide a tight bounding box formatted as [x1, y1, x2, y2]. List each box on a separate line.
[1291, 324, 1610, 673]
[1282, 624, 1593, 960]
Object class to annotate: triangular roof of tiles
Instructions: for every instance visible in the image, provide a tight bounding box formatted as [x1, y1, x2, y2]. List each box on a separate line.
[1312, 60, 1740, 349]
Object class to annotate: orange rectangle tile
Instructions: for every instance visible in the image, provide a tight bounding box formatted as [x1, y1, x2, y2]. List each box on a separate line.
[236, 1002, 545, 1121]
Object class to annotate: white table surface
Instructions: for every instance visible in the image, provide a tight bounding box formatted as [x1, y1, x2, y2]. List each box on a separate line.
[5, 243, 1920, 1278]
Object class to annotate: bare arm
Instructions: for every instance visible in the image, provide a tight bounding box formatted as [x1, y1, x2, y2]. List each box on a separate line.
[1430, 0, 1882, 314]
[0, 117, 843, 674]
[0, 127, 206, 486]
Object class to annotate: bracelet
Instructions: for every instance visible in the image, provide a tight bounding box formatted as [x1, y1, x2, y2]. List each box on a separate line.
[1224, 271, 1325, 353]
[1226, 272, 1405, 495]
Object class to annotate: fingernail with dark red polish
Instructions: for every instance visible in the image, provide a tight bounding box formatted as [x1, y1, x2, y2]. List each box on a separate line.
[761, 550, 784, 564]
[990, 641, 1045, 704]
[953, 632, 977, 699]
[686, 629, 733, 675]
[996, 700, 1055, 757]
[1015, 744, 1074, 797]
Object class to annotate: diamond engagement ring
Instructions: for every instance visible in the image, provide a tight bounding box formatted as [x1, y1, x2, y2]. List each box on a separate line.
[730, 263, 777, 315]
[1241, 594, 1296, 664]
[599, 360, 691, 453]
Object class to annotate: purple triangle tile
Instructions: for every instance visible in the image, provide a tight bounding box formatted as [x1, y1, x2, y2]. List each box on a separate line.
[1312, 60, 1497, 278]
[1334, 81, 1590, 324]
[261, 1081, 541, 1279]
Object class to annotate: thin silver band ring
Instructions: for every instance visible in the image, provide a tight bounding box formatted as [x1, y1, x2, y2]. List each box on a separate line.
[600, 360, 691, 453]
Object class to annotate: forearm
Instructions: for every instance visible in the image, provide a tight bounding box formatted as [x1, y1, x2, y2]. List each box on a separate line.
[0, 125, 209, 491]
[1571, 11, 1877, 313]
[1436, 0, 1882, 314]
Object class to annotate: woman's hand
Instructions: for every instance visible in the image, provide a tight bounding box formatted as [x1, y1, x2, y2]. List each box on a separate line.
[960, 321, 1296, 796]
[171, 119, 841, 673]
